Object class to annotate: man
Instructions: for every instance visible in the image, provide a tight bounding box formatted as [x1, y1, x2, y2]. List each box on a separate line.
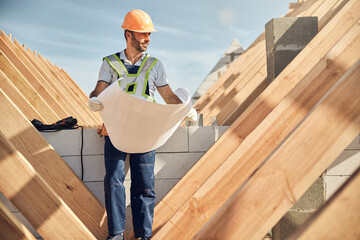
[88, 9, 196, 240]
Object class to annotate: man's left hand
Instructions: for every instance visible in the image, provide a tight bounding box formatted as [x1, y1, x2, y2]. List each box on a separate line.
[185, 108, 198, 122]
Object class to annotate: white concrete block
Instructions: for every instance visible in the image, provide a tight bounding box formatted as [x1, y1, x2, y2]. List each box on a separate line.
[82, 129, 105, 155]
[13, 211, 41, 238]
[324, 175, 350, 200]
[41, 129, 104, 156]
[62, 156, 82, 179]
[84, 181, 105, 206]
[154, 153, 204, 179]
[157, 126, 189, 153]
[84, 155, 106, 181]
[155, 179, 179, 205]
[215, 126, 230, 141]
[62, 155, 106, 181]
[327, 150, 360, 176]
[41, 129, 82, 156]
[0, 191, 16, 211]
[189, 126, 216, 152]
[346, 134, 360, 150]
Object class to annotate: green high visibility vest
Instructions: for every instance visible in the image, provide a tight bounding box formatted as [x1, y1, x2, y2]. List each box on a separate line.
[104, 53, 158, 102]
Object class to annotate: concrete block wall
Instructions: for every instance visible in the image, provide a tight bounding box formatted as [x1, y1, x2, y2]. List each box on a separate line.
[0, 126, 228, 239]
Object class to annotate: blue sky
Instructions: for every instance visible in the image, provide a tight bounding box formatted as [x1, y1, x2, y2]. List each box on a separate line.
[0, 0, 290, 102]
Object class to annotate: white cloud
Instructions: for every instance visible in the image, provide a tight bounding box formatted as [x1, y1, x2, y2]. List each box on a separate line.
[156, 24, 191, 37]
[228, 26, 251, 37]
[218, 9, 235, 26]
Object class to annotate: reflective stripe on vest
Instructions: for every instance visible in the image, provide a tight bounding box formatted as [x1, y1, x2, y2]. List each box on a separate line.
[103, 53, 158, 102]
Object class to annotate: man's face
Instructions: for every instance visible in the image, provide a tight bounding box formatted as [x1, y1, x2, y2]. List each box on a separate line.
[129, 31, 151, 52]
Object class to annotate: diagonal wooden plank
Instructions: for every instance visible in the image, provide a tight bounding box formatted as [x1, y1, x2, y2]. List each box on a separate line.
[193, 0, 322, 115]
[37, 52, 100, 128]
[199, 0, 341, 126]
[218, 0, 349, 126]
[48, 61, 102, 127]
[194, 42, 263, 112]
[11, 37, 91, 125]
[0, 201, 35, 240]
[60, 66, 115, 124]
[201, 47, 267, 125]
[288, 167, 360, 240]
[0, 70, 44, 122]
[152, 0, 360, 234]
[0, 30, 88, 125]
[193, 59, 360, 240]
[16, 41, 99, 128]
[217, 69, 267, 125]
[0, 33, 70, 120]
[51, 62, 102, 125]
[0, 131, 96, 239]
[0, 89, 108, 239]
[152, 16, 360, 240]
[0, 50, 59, 123]
[16, 41, 96, 127]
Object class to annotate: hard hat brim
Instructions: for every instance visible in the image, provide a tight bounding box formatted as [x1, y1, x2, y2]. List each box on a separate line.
[122, 28, 158, 33]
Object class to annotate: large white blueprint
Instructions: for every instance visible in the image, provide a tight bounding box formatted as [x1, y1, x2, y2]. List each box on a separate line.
[97, 80, 192, 153]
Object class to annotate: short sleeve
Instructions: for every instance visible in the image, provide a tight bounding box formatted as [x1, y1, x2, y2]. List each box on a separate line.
[98, 60, 118, 84]
[154, 60, 169, 87]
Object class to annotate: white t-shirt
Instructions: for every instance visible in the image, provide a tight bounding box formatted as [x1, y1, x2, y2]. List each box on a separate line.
[98, 50, 169, 98]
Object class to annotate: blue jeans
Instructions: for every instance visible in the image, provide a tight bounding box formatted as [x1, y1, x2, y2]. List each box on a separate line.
[104, 136, 156, 238]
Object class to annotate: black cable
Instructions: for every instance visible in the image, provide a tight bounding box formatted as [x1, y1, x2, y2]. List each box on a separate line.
[32, 117, 85, 181]
[78, 126, 84, 181]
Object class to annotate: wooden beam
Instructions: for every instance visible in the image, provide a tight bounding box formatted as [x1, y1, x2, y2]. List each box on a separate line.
[221, 0, 349, 127]
[0, 50, 59, 123]
[0, 30, 83, 124]
[193, 59, 360, 240]
[0, 89, 108, 239]
[44, 56, 101, 126]
[317, 0, 350, 28]
[21, 43, 97, 128]
[152, 0, 360, 234]
[288, 167, 360, 240]
[0, 201, 35, 240]
[0, 33, 69, 119]
[59, 67, 103, 124]
[51, 62, 102, 126]
[0, 131, 96, 239]
[201, 47, 266, 125]
[11, 39, 93, 127]
[217, 71, 267, 126]
[193, 0, 322, 113]
[0, 70, 44, 122]
[215, 0, 347, 127]
[193, 43, 262, 112]
[152, 14, 360, 239]
[36, 52, 100, 128]
[289, 2, 300, 9]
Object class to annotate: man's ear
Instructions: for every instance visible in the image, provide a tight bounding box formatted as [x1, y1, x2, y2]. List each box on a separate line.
[125, 30, 130, 41]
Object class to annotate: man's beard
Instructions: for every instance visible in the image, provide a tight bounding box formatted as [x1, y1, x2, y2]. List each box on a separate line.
[131, 34, 148, 52]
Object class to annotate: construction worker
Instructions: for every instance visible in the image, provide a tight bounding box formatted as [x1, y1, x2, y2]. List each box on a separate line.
[88, 9, 196, 240]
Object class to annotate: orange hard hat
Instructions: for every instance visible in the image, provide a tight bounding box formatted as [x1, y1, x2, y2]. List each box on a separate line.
[121, 9, 157, 32]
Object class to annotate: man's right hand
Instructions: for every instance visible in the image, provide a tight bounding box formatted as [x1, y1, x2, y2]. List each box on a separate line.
[88, 97, 103, 112]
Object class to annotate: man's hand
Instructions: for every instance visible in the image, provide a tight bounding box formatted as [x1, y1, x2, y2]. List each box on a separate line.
[185, 108, 198, 122]
[88, 97, 103, 112]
